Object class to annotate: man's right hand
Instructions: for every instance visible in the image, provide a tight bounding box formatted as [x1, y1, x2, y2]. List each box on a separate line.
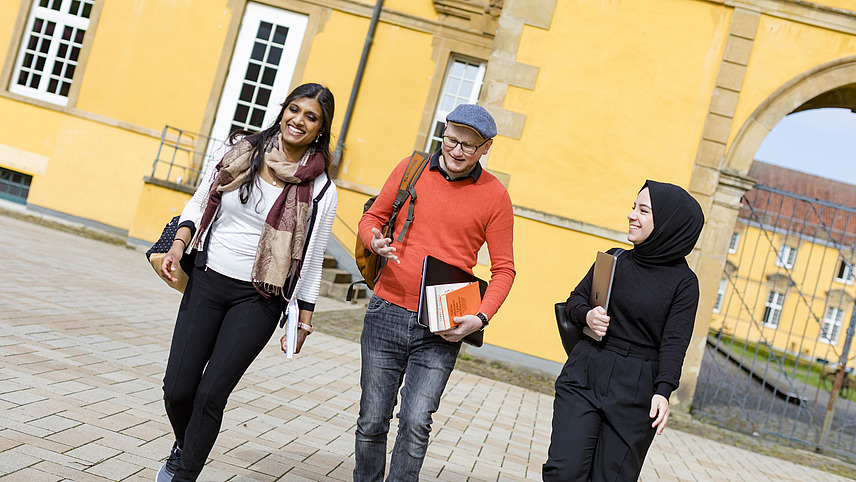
[370, 228, 400, 264]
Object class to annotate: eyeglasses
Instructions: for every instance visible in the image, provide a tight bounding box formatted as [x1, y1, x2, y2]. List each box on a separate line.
[442, 135, 488, 155]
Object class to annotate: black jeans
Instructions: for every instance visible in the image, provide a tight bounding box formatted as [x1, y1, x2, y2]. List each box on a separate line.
[163, 266, 284, 481]
[543, 337, 659, 482]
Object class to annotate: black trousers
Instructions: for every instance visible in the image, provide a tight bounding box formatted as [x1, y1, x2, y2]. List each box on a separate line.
[543, 337, 659, 482]
[163, 266, 284, 481]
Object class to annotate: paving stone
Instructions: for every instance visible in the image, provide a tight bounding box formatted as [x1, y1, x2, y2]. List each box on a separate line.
[84, 454, 142, 481]
[0, 446, 40, 474]
[27, 460, 112, 481]
[27, 414, 81, 434]
[0, 467, 64, 481]
[64, 442, 122, 465]
[0, 389, 48, 406]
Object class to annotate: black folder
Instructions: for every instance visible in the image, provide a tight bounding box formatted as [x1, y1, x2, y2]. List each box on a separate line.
[417, 255, 488, 347]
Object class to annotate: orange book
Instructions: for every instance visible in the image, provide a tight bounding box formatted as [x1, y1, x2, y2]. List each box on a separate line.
[417, 255, 487, 347]
[439, 281, 482, 330]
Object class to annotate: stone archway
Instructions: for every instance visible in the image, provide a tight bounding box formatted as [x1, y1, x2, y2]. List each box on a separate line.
[725, 55, 856, 175]
[679, 55, 856, 414]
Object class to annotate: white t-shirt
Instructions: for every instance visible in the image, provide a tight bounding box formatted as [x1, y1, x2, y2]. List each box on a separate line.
[205, 177, 283, 281]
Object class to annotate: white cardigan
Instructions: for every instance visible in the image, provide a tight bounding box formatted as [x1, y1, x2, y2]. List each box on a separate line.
[179, 154, 338, 310]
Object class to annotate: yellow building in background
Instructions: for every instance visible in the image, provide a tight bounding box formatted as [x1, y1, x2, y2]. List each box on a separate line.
[710, 161, 856, 365]
[3, 0, 856, 412]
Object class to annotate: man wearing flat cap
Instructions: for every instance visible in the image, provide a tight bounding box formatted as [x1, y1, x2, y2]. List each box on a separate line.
[354, 104, 516, 481]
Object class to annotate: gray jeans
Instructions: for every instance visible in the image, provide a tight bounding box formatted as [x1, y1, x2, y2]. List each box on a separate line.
[354, 295, 461, 482]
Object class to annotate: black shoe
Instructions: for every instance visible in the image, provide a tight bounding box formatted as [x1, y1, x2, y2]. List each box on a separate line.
[156, 441, 181, 482]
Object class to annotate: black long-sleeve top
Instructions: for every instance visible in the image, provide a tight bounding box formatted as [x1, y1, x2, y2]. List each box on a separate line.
[566, 248, 700, 399]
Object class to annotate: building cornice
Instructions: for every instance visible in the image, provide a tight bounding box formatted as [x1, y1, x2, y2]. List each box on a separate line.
[718, 0, 856, 35]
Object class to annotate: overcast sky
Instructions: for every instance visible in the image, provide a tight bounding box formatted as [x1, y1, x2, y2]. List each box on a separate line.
[754, 108, 856, 186]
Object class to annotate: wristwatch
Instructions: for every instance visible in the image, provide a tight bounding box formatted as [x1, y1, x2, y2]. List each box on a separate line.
[477, 313, 489, 331]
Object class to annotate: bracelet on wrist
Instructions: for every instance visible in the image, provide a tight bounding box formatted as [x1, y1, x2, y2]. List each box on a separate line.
[298, 322, 314, 334]
[173, 238, 187, 248]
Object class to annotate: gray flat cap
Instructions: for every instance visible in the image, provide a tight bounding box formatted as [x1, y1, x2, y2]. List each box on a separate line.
[445, 104, 497, 139]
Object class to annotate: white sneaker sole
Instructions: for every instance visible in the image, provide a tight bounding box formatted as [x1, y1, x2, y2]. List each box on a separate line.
[155, 461, 175, 482]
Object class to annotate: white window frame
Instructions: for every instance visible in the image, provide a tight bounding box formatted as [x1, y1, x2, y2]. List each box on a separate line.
[424, 56, 486, 154]
[728, 232, 740, 254]
[10, 0, 94, 106]
[713, 278, 728, 313]
[775, 245, 797, 269]
[834, 260, 855, 285]
[763, 290, 784, 328]
[209, 3, 308, 147]
[819, 306, 845, 345]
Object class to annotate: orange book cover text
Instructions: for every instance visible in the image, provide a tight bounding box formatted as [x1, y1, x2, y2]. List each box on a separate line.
[440, 282, 482, 328]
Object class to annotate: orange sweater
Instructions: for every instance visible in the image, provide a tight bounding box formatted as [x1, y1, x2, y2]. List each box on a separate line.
[358, 155, 515, 318]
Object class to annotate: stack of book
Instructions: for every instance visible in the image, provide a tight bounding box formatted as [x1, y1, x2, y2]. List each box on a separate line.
[417, 255, 487, 347]
[424, 281, 481, 332]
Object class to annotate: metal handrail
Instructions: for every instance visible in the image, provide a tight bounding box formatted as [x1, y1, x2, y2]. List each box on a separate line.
[150, 125, 224, 188]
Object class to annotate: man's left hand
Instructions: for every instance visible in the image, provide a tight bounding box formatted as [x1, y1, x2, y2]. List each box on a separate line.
[436, 314, 482, 343]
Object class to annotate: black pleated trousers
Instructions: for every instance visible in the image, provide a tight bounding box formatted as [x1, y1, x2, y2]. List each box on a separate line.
[543, 338, 659, 482]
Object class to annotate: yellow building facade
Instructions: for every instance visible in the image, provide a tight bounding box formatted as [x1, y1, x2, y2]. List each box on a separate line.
[713, 223, 856, 360]
[709, 161, 856, 366]
[3, 0, 856, 411]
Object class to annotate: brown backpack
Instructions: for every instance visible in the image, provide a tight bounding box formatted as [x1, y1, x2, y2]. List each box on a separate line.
[348, 151, 429, 300]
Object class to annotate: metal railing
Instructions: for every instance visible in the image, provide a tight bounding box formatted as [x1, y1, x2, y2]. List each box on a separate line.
[149, 125, 224, 189]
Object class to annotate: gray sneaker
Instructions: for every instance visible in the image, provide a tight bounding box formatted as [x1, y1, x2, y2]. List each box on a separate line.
[156, 441, 181, 482]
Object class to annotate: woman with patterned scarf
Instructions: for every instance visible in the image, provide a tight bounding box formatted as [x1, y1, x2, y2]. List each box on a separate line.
[156, 83, 337, 482]
[543, 181, 705, 481]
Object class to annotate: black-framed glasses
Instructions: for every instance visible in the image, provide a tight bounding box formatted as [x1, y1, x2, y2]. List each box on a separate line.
[442, 135, 488, 155]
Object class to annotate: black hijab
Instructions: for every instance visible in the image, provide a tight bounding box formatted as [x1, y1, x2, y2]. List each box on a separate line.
[631, 180, 704, 266]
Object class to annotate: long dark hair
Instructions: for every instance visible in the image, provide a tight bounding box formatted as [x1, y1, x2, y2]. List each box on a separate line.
[227, 83, 335, 203]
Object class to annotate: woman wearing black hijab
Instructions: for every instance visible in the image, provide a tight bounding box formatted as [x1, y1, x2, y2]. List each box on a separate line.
[543, 181, 705, 481]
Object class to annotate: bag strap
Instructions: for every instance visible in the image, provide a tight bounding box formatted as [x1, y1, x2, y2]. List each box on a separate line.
[284, 177, 333, 301]
[391, 150, 429, 242]
[352, 151, 429, 300]
[300, 177, 333, 261]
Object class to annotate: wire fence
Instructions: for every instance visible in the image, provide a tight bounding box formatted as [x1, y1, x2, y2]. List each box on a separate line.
[694, 184, 856, 460]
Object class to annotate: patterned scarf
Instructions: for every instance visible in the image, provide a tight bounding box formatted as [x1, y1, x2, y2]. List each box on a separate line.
[197, 133, 325, 298]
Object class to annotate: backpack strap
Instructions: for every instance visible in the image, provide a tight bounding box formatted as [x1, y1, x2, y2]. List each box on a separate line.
[394, 151, 429, 242]
[357, 151, 429, 297]
[346, 152, 428, 302]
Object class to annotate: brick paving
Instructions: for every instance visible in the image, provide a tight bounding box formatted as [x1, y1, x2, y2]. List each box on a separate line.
[0, 213, 850, 481]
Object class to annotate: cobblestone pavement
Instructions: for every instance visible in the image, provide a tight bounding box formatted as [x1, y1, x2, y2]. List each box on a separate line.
[0, 213, 851, 481]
